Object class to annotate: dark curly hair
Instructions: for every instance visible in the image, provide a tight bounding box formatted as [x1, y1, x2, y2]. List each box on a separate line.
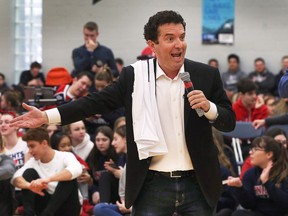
[144, 10, 186, 43]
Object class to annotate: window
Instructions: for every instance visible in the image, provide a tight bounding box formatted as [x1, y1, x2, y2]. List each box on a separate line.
[14, 0, 42, 83]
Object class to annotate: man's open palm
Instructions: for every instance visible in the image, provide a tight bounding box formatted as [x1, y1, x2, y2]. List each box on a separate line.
[9, 103, 48, 128]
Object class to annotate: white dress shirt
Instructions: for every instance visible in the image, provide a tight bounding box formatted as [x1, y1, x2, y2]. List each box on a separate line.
[45, 61, 218, 172]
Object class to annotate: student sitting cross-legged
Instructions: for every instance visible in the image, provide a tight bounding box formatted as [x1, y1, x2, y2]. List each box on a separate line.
[11, 127, 83, 216]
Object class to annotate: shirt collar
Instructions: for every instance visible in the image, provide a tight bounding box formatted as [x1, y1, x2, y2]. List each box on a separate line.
[155, 59, 185, 80]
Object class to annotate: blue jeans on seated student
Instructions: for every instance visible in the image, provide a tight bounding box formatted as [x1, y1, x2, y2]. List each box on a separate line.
[132, 170, 215, 216]
[94, 203, 123, 216]
[22, 168, 81, 216]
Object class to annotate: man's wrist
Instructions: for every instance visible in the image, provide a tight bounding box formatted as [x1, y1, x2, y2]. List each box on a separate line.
[42, 111, 49, 124]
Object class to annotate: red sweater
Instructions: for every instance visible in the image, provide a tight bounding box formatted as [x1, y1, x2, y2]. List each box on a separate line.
[232, 99, 268, 122]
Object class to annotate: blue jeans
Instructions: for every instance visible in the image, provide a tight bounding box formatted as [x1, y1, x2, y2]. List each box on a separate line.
[94, 203, 122, 216]
[132, 171, 215, 216]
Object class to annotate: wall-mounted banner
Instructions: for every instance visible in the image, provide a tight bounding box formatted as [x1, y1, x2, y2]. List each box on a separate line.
[202, 0, 234, 45]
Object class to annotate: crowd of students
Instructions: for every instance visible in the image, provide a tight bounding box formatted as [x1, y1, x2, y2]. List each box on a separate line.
[0, 16, 288, 216]
[0, 109, 127, 216]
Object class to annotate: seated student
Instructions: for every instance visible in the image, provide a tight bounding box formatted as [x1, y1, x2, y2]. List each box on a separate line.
[221, 54, 247, 102]
[94, 66, 113, 92]
[86, 126, 123, 205]
[44, 124, 61, 138]
[227, 136, 288, 216]
[248, 58, 275, 95]
[278, 68, 288, 98]
[113, 116, 126, 131]
[0, 111, 30, 213]
[272, 98, 288, 117]
[0, 112, 30, 170]
[240, 128, 287, 179]
[50, 130, 93, 216]
[208, 58, 219, 68]
[43, 71, 93, 110]
[11, 127, 83, 216]
[233, 78, 269, 122]
[63, 120, 94, 161]
[0, 133, 17, 216]
[85, 67, 125, 139]
[212, 128, 238, 216]
[0, 72, 10, 94]
[19, 61, 45, 87]
[263, 94, 277, 117]
[94, 125, 131, 216]
[0, 90, 22, 113]
[272, 56, 288, 97]
[232, 78, 270, 160]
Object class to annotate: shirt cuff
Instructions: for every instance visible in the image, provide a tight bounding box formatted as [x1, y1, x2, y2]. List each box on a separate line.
[204, 101, 218, 121]
[45, 108, 61, 124]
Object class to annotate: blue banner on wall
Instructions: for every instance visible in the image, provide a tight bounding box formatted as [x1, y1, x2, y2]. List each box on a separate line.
[202, 0, 234, 45]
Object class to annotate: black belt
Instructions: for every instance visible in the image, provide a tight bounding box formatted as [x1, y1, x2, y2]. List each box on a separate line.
[149, 170, 195, 178]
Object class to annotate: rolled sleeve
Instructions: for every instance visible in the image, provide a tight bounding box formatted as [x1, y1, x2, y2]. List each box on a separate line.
[45, 108, 61, 124]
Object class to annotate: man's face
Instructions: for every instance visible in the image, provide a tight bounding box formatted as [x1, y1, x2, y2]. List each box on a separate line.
[241, 90, 257, 109]
[228, 58, 239, 71]
[31, 67, 40, 77]
[27, 140, 45, 161]
[255, 60, 265, 73]
[71, 76, 92, 98]
[83, 28, 98, 43]
[148, 23, 186, 75]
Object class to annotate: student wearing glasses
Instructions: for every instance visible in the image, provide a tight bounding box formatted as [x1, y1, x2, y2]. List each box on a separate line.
[227, 136, 288, 216]
[240, 128, 287, 179]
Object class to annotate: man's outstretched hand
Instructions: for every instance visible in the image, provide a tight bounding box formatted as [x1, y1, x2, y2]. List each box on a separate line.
[9, 103, 48, 128]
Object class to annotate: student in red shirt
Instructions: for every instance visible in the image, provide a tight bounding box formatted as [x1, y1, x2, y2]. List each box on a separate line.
[233, 78, 268, 122]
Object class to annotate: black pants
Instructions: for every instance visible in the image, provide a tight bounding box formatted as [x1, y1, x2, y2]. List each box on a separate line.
[99, 171, 120, 204]
[0, 179, 17, 216]
[22, 168, 81, 216]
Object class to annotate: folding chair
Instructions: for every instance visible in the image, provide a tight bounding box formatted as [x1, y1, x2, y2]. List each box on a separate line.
[222, 121, 265, 175]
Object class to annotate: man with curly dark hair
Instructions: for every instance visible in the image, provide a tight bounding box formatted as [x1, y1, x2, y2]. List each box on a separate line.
[11, 10, 235, 215]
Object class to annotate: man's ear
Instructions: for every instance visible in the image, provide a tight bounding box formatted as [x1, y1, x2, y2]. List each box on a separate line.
[41, 140, 48, 146]
[147, 40, 156, 53]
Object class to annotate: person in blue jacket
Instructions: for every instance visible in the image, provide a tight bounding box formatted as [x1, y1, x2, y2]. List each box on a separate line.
[227, 136, 288, 216]
[278, 68, 288, 98]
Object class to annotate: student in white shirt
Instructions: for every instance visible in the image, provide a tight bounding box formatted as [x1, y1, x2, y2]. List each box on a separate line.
[11, 127, 82, 216]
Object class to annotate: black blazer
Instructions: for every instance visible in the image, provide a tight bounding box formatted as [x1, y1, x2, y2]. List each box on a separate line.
[58, 59, 235, 208]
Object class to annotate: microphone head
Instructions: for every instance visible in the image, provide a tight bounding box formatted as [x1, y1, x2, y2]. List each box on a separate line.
[180, 72, 191, 82]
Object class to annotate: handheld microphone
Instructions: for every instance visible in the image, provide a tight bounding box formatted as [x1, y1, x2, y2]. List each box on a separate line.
[180, 72, 204, 117]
